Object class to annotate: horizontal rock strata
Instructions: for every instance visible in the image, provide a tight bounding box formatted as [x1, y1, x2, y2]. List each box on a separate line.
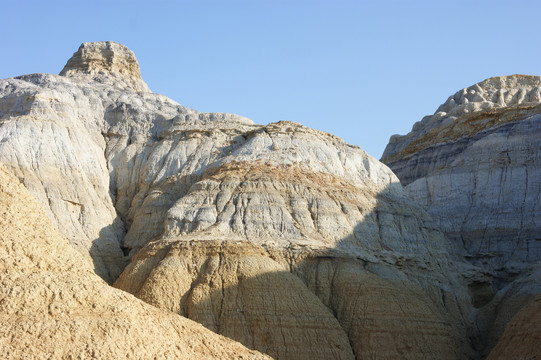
[381, 75, 541, 356]
[486, 294, 541, 360]
[1, 41, 482, 359]
[0, 165, 269, 360]
[114, 146, 476, 358]
[115, 240, 356, 360]
[115, 237, 470, 359]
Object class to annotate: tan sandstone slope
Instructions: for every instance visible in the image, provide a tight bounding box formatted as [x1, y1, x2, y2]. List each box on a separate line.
[487, 294, 541, 360]
[381, 75, 541, 357]
[0, 41, 481, 359]
[114, 160, 474, 359]
[0, 165, 270, 359]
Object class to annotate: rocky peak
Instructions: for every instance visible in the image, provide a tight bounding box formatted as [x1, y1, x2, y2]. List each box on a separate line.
[435, 74, 541, 116]
[59, 41, 150, 92]
[382, 75, 541, 164]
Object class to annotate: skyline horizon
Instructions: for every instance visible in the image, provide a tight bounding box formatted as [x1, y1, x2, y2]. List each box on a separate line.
[2, 1, 541, 159]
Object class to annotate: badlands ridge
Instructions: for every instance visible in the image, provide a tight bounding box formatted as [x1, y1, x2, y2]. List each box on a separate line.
[0, 41, 539, 359]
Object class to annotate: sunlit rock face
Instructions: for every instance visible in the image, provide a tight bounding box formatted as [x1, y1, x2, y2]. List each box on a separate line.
[0, 41, 253, 282]
[60, 41, 151, 92]
[108, 112, 477, 357]
[1, 42, 479, 359]
[381, 75, 541, 357]
[0, 165, 270, 360]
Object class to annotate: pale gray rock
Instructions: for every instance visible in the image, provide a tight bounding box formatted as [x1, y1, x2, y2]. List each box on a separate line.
[381, 75, 541, 279]
[382, 75, 541, 172]
[396, 115, 541, 277]
[0, 43, 252, 282]
[0, 74, 127, 282]
[1, 42, 480, 358]
[381, 75, 541, 356]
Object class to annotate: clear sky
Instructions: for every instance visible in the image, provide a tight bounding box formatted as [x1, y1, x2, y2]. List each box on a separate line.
[2, 0, 541, 159]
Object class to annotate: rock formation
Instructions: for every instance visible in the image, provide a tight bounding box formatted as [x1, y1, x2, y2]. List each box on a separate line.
[0, 42, 480, 359]
[381, 76, 541, 275]
[381, 75, 541, 356]
[0, 165, 269, 359]
[486, 294, 541, 360]
[60, 41, 151, 92]
[115, 240, 356, 360]
[5, 41, 537, 359]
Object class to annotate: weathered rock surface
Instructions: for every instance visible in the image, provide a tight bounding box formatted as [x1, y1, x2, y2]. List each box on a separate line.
[294, 255, 470, 359]
[115, 240, 356, 360]
[486, 294, 541, 360]
[113, 136, 476, 358]
[116, 235, 472, 359]
[381, 75, 541, 276]
[382, 75, 541, 172]
[477, 267, 541, 357]
[0, 42, 252, 282]
[381, 75, 541, 356]
[1, 41, 480, 359]
[0, 165, 270, 360]
[60, 41, 151, 93]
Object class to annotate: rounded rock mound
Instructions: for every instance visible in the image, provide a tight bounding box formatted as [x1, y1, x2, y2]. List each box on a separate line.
[382, 75, 541, 169]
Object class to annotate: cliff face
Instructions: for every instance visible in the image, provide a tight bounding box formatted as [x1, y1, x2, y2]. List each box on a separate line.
[381, 76, 541, 277]
[0, 42, 481, 359]
[0, 165, 269, 360]
[381, 75, 541, 357]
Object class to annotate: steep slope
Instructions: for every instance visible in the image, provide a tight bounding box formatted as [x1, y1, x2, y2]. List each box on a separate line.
[0, 41, 253, 282]
[0, 41, 479, 359]
[381, 75, 541, 276]
[477, 267, 541, 355]
[116, 240, 356, 360]
[486, 294, 541, 360]
[0, 165, 269, 359]
[381, 75, 541, 356]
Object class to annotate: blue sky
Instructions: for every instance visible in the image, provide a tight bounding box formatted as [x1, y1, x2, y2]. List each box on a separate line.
[2, 0, 541, 159]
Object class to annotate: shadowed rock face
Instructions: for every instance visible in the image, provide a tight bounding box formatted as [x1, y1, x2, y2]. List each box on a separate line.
[115, 239, 468, 360]
[486, 294, 541, 360]
[111, 123, 476, 358]
[115, 240, 356, 360]
[1, 42, 480, 359]
[381, 75, 541, 357]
